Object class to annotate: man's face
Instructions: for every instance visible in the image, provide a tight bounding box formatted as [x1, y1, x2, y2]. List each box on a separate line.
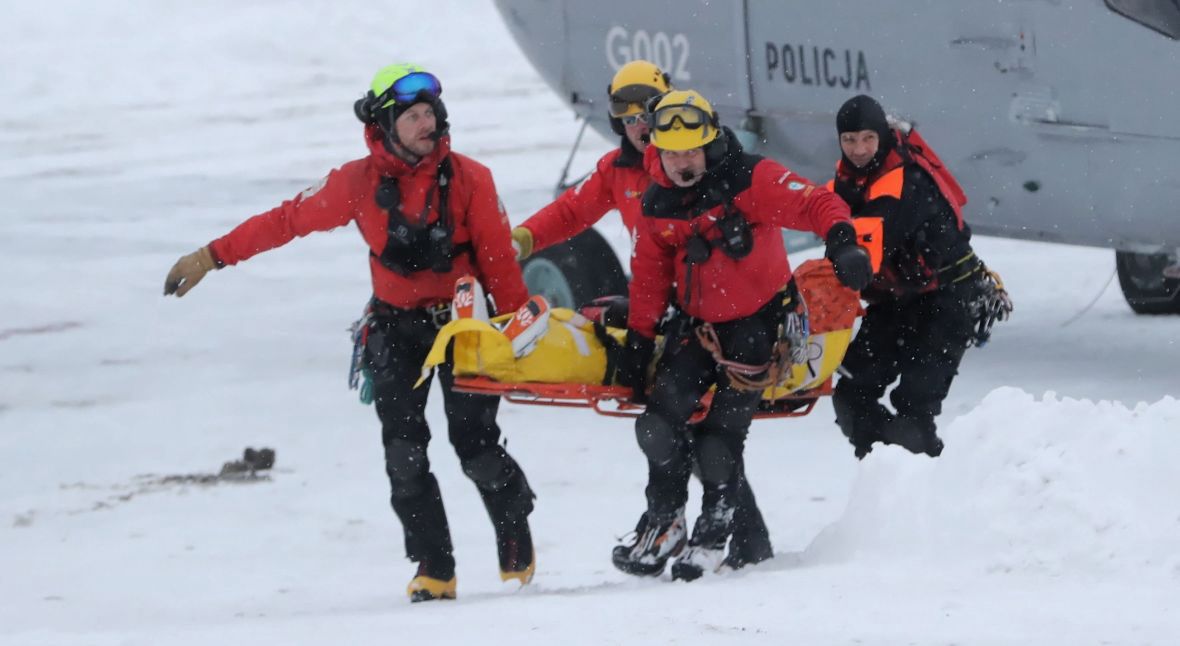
[660, 147, 706, 187]
[623, 113, 651, 152]
[840, 129, 879, 169]
[394, 102, 438, 158]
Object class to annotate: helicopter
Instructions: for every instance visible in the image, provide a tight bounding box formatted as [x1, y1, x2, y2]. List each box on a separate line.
[494, 0, 1180, 314]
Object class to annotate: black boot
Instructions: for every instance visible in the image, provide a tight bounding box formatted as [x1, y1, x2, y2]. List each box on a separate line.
[833, 390, 894, 459]
[880, 416, 944, 457]
[483, 475, 536, 584]
[722, 473, 773, 571]
[464, 448, 537, 584]
[671, 487, 735, 582]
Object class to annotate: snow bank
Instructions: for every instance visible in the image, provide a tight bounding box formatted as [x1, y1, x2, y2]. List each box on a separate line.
[808, 388, 1180, 578]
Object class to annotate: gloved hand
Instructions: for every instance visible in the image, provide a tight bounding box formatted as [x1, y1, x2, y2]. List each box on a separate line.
[615, 330, 655, 403]
[511, 227, 534, 261]
[825, 222, 873, 291]
[164, 246, 218, 297]
[968, 269, 1014, 347]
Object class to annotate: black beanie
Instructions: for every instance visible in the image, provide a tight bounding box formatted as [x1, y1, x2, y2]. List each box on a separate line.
[836, 94, 894, 172]
[837, 95, 889, 135]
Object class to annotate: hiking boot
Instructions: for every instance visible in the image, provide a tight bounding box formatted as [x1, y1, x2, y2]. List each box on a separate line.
[880, 416, 944, 457]
[611, 509, 687, 577]
[406, 560, 456, 602]
[721, 472, 773, 572]
[671, 542, 727, 581]
[719, 531, 774, 572]
[496, 518, 536, 584]
[671, 498, 735, 581]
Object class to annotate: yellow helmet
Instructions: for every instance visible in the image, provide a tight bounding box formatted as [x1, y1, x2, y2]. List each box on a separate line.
[608, 60, 670, 118]
[649, 89, 719, 151]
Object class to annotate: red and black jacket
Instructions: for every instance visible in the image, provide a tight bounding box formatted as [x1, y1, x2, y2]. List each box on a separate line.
[629, 129, 852, 339]
[208, 125, 527, 313]
[519, 138, 648, 253]
[829, 127, 974, 300]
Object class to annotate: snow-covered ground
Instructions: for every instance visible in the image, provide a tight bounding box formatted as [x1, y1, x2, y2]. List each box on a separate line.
[2, 2, 1177, 644]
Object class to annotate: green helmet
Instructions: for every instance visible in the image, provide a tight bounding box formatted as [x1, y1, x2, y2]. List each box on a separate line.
[353, 63, 449, 137]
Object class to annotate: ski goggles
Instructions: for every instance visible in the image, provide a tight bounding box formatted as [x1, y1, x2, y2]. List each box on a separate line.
[619, 112, 651, 127]
[609, 84, 663, 117]
[652, 103, 713, 132]
[373, 71, 443, 109]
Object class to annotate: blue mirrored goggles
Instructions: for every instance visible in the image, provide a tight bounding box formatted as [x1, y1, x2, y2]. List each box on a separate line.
[374, 71, 443, 109]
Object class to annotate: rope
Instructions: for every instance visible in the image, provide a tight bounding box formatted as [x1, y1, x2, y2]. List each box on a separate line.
[1060, 267, 1117, 328]
[695, 323, 779, 392]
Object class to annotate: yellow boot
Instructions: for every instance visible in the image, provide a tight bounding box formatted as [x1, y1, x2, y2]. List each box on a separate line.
[500, 557, 535, 585]
[406, 562, 457, 602]
[497, 521, 536, 585]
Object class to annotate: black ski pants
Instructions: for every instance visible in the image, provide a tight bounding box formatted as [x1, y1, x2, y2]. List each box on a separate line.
[833, 282, 977, 448]
[635, 301, 780, 532]
[364, 301, 533, 573]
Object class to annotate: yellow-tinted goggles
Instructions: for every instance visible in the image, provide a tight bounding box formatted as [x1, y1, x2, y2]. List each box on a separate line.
[652, 104, 712, 132]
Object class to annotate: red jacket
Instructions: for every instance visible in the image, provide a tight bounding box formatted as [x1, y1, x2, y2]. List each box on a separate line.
[519, 143, 648, 253]
[208, 126, 527, 312]
[629, 139, 852, 338]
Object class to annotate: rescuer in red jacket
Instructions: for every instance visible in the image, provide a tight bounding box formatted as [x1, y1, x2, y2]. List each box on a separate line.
[513, 60, 775, 571]
[610, 90, 872, 581]
[509, 60, 665, 259]
[163, 64, 534, 603]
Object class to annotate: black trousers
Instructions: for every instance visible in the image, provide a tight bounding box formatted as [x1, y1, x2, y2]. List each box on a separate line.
[833, 282, 977, 447]
[364, 303, 533, 572]
[635, 302, 780, 534]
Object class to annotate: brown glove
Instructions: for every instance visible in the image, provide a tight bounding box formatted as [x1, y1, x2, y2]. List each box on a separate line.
[511, 226, 534, 261]
[164, 246, 218, 297]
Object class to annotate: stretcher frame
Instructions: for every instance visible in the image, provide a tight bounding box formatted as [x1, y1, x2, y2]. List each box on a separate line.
[452, 375, 830, 422]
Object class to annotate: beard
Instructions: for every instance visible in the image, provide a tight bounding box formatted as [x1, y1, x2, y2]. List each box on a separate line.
[402, 135, 436, 158]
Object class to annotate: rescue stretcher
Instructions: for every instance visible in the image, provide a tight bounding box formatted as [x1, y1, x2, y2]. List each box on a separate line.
[420, 259, 864, 422]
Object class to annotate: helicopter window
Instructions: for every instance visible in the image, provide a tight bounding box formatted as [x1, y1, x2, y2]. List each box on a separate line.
[1105, 0, 1180, 39]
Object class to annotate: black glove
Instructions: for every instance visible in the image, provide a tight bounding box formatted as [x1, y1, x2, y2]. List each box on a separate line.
[826, 222, 873, 291]
[615, 330, 655, 403]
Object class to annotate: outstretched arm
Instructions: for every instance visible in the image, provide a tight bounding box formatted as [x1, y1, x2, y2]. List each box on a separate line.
[164, 163, 363, 297]
[515, 154, 618, 257]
